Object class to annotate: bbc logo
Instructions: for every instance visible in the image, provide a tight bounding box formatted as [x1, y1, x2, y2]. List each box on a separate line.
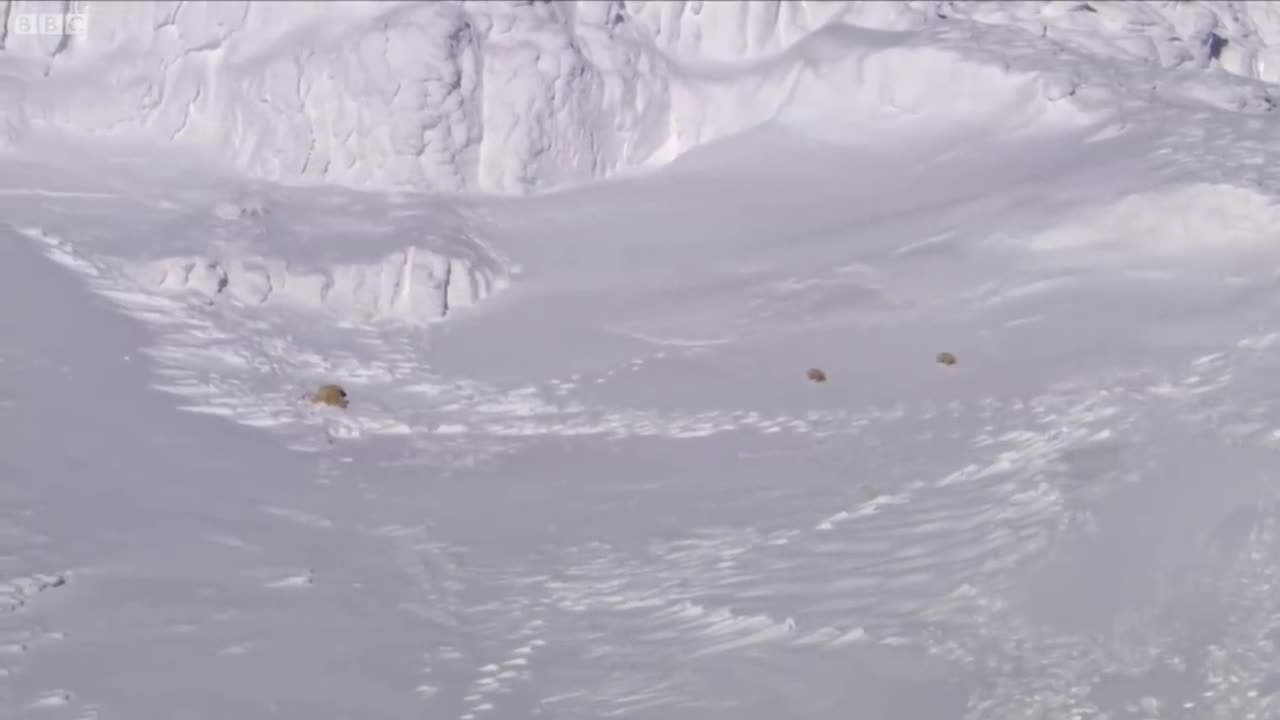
[11, 13, 90, 37]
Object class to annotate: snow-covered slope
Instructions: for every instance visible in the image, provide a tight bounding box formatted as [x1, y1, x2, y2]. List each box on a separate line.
[10, 1, 1280, 719]
[5, 1, 1280, 192]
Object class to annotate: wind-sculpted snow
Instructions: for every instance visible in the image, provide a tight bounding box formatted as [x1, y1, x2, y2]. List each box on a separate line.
[4, 1, 1279, 192]
[13, 1, 1280, 718]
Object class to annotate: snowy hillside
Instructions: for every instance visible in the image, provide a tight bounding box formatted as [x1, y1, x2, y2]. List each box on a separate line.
[8, 1, 1280, 719]
[5, 0, 1280, 192]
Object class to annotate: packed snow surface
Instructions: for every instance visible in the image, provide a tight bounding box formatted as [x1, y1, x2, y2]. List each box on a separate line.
[7, 1, 1280, 719]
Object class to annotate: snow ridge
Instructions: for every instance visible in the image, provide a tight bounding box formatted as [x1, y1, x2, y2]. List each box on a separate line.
[4, 1, 1278, 193]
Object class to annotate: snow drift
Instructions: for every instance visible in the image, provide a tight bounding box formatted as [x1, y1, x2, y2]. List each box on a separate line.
[6, 0, 1279, 194]
[0, 135, 512, 327]
[1017, 183, 1280, 264]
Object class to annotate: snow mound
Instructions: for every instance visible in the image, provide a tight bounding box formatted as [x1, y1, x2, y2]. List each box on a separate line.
[8, 1, 1277, 194]
[1003, 183, 1280, 266]
[135, 245, 502, 323]
[0, 135, 513, 327]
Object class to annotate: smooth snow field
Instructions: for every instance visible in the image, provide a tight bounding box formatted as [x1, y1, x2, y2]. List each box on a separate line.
[8, 1, 1280, 718]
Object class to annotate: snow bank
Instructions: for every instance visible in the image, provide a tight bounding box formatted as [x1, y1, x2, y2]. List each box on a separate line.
[106, 188, 511, 324]
[663, 27, 1091, 160]
[4, 1, 1280, 193]
[0, 136, 512, 326]
[133, 245, 502, 323]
